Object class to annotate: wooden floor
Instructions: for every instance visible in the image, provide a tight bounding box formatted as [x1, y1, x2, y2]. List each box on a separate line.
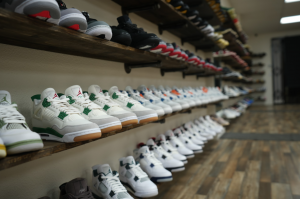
[133, 105, 300, 199]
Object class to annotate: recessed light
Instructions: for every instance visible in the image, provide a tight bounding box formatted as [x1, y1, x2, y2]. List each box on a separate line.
[281, 15, 300, 24]
[285, 0, 300, 3]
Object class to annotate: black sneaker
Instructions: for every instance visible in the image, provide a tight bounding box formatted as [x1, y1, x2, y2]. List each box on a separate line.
[117, 15, 160, 50]
[186, 9, 199, 20]
[167, 0, 185, 10]
[110, 26, 132, 46]
[59, 178, 94, 199]
[191, 16, 203, 25]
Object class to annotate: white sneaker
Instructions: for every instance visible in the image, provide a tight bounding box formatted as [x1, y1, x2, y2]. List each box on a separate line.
[158, 85, 190, 109]
[173, 128, 203, 154]
[92, 164, 133, 199]
[191, 122, 214, 140]
[194, 120, 217, 137]
[133, 145, 172, 182]
[0, 90, 43, 155]
[180, 126, 206, 145]
[119, 156, 158, 198]
[156, 134, 187, 164]
[64, 85, 122, 134]
[88, 85, 138, 127]
[149, 85, 182, 112]
[204, 116, 225, 134]
[165, 130, 194, 159]
[146, 139, 185, 172]
[172, 86, 197, 107]
[184, 122, 209, 142]
[125, 86, 165, 117]
[137, 85, 173, 114]
[108, 86, 158, 124]
[31, 88, 101, 143]
[198, 117, 223, 134]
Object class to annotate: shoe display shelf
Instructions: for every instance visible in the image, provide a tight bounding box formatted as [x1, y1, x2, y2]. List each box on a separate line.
[221, 30, 248, 57]
[0, 103, 221, 171]
[214, 56, 246, 69]
[0, 8, 219, 77]
[223, 12, 247, 44]
[112, 0, 220, 52]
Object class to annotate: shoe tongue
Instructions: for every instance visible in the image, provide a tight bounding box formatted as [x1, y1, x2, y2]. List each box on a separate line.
[146, 138, 157, 146]
[88, 85, 103, 95]
[109, 86, 120, 97]
[99, 164, 113, 176]
[41, 88, 59, 100]
[158, 134, 166, 141]
[138, 85, 148, 93]
[124, 156, 136, 165]
[65, 178, 88, 196]
[0, 90, 11, 105]
[117, 15, 132, 24]
[139, 146, 151, 154]
[65, 85, 84, 99]
[125, 86, 134, 93]
[165, 130, 174, 137]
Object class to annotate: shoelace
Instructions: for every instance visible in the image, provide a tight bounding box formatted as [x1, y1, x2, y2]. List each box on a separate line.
[101, 173, 127, 194]
[48, 98, 80, 114]
[129, 164, 148, 179]
[95, 93, 120, 108]
[117, 91, 140, 105]
[143, 152, 162, 166]
[0, 104, 25, 124]
[162, 141, 178, 153]
[72, 93, 100, 110]
[156, 146, 172, 158]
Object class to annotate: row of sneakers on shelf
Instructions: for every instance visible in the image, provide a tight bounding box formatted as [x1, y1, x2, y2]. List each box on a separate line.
[0, 85, 228, 158]
[222, 68, 266, 84]
[222, 86, 266, 98]
[217, 98, 254, 119]
[37, 115, 225, 199]
[214, 49, 248, 68]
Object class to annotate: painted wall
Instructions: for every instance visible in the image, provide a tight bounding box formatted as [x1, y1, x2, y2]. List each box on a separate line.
[0, 0, 215, 198]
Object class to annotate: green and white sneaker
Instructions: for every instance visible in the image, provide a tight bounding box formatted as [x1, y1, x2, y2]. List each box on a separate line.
[88, 85, 138, 127]
[108, 86, 158, 124]
[64, 85, 122, 134]
[31, 88, 101, 143]
[0, 90, 43, 155]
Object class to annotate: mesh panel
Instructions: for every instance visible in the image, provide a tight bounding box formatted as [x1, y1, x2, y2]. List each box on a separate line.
[43, 109, 56, 121]
[6, 123, 25, 130]
[140, 177, 149, 182]
[117, 192, 130, 199]
[125, 171, 132, 179]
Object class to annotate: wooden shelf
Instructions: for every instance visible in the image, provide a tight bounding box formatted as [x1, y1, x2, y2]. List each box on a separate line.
[214, 56, 245, 69]
[112, 0, 219, 51]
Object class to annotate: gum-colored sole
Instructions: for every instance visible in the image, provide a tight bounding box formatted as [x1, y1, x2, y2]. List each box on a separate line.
[74, 132, 102, 142]
[101, 125, 122, 134]
[0, 144, 7, 158]
[139, 117, 158, 124]
[121, 119, 139, 127]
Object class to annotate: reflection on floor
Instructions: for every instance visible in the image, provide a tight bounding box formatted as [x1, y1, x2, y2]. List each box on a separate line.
[135, 105, 300, 199]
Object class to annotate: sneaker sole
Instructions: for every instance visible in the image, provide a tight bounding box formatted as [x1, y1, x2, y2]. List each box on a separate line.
[0, 144, 7, 158]
[121, 181, 158, 198]
[86, 25, 112, 39]
[150, 176, 173, 183]
[6, 139, 43, 155]
[98, 121, 122, 133]
[59, 13, 87, 33]
[133, 37, 160, 50]
[167, 166, 185, 172]
[138, 113, 158, 124]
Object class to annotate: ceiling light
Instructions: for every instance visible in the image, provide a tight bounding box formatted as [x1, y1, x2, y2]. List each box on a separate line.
[285, 0, 300, 3]
[281, 15, 300, 24]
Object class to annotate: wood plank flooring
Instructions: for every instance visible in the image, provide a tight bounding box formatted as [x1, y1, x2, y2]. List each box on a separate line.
[131, 105, 300, 199]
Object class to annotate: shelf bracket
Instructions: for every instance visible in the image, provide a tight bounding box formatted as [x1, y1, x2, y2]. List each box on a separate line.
[158, 21, 187, 35]
[160, 67, 187, 76]
[153, 119, 166, 124]
[124, 61, 161, 74]
[181, 35, 204, 45]
[122, 3, 160, 15]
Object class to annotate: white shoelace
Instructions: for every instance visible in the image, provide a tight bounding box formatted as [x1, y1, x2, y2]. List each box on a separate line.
[163, 141, 178, 153]
[72, 93, 100, 110]
[116, 91, 140, 105]
[47, 98, 80, 114]
[129, 92, 149, 104]
[0, 104, 25, 124]
[129, 164, 148, 178]
[101, 173, 127, 194]
[95, 92, 120, 107]
[143, 152, 162, 166]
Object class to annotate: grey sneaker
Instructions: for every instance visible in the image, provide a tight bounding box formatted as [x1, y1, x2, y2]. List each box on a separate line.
[56, 0, 87, 32]
[59, 178, 94, 199]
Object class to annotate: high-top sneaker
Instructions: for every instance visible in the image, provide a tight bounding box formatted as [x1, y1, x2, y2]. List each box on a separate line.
[145, 139, 185, 172]
[63, 85, 122, 134]
[194, 119, 217, 137]
[165, 130, 194, 158]
[92, 164, 133, 199]
[108, 86, 158, 124]
[156, 134, 187, 164]
[198, 117, 222, 134]
[184, 122, 209, 142]
[88, 85, 138, 127]
[56, 0, 87, 32]
[125, 86, 165, 117]
[119, 156, 158, 198]
[158, 86, 190, 109]
[0, 0, 60, 24]
[82, 11, 112, 40]
[59, 178, 94, 199]
[31, 88, 101, 143]
[149, 85, 182, 112]
[172, 86, 196, 107]
[137, 85, 173, 114]
[173, 128, 203, 154]
[133, 145, 172, 182]
[0, 91, 43, 155]
[204, 115, 225, 134]
[117, 15, 160, 50]
[180, 126, 205, 146]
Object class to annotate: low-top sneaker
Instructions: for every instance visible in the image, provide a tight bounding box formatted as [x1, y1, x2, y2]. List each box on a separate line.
[125, 86, 165, 117]
[133, 146, 172, 183]
[165, 130, 194, 158]
[119, 156, 158, 198]
[173, 128, 203, 154]
[145, 139, 185, 172]
[88, 85, 138, 127]
[31, 88, 101, 143]
[108, 86, 158, 124]
[156, 134, 187, 164]
[1, 91, 43, 154]
[92, 164, 133, 199]
[63, 85, 122, 134]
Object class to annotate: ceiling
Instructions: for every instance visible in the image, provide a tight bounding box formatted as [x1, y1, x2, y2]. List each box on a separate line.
[227, 0, 300, 35]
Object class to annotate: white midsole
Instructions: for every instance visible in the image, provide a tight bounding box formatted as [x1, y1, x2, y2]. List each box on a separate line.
[15, 0, 58, 13]
[59, 13, 86, 22]
[39, 127, 101, 143]
[137, 113, 158, 122]
[125, 185, 158, 198]
[118, 116, 138, 122]
[86, 25, 111, 33]
[98, 121, 121, 130]
[169, 167, 185, 172]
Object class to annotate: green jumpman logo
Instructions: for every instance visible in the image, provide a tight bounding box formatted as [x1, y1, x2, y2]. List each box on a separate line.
[0, 94, 9, 104]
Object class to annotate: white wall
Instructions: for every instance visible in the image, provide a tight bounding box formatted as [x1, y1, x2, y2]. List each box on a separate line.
[0, 0, 215, 198]
[247, 29, 300, 105]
